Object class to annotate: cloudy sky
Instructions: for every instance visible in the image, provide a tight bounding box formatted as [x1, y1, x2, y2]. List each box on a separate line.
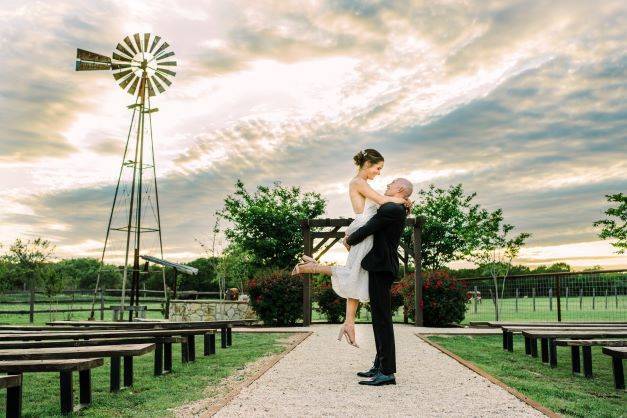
[1, 0, 625, 269]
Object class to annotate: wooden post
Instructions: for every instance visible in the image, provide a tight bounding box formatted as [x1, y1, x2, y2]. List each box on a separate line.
[515, 288, 519, 312]
[532, 287, 536, 311]
[592, 288, 595, 310]
[474, 286, 478, 314]
[549, 288, 553, 311]
[99, 288, 105, 320]
[616, 286, 619, 309]
[605, 288, 608, 309]
[555, 275, 561, 322]
[301, 221, 312, 326]
[579, 288, 583, 310]
[412, 219, 423, 326]
[29, 286, 35, 324]
[565, 286, 569, 310]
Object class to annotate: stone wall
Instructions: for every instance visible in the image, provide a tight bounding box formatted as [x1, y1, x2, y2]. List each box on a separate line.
[168, 299, 258, 322]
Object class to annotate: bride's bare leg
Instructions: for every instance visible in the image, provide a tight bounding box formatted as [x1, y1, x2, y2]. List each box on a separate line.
[296, 263, 333, 276]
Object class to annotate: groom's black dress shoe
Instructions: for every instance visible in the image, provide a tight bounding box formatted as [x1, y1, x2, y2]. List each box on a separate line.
[358, 371, 396, 386]
[356, 366, 379, 378]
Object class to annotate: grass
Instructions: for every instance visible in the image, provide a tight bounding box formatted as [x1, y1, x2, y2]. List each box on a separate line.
[0, 331, 293, 417]
[428, 334, 626, 417]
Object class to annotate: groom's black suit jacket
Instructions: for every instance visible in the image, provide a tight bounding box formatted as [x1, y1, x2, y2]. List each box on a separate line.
[346, 202, 407, 278]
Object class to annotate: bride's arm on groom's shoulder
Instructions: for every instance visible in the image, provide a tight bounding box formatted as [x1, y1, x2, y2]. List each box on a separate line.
[353, 178, 406, 205]
[346, 204, 405, 246]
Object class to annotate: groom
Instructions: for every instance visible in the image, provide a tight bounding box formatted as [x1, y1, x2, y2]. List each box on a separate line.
[344, 178, 413, 386]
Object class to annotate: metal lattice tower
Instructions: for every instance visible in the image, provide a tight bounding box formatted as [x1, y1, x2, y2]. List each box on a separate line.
[76, 33, 176, 320]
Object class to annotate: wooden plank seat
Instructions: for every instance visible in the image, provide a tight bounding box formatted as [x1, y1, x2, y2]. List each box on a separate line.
[553, 339, 627, 377]
[0, 328, 219, 371]
[500, 325, 627, 353]
[602, 347, 626, 390]
[521, 330, 627, 370]
[0, 336, 186, 377]
[0, 358, 103, 415]
[0, 344, 154, 393]
[477, 321, 627, 328]
[0, 374, 22, 418]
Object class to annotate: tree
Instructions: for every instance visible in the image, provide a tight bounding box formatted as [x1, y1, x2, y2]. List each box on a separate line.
[402, 184, 512, 270]
[54, 258, 122, 289]
[593, 192, 626, 254]
[468, 220, 531, 320]
[218, 180, 326, 269]
[3, 238, 56, 290]
[218, 245, 255, 292]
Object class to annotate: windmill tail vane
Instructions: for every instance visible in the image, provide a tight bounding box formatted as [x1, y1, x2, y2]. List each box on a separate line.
[76, 33, 176, 321]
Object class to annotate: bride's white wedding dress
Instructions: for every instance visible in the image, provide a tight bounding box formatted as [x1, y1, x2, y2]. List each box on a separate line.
[331, 198, 379, 302]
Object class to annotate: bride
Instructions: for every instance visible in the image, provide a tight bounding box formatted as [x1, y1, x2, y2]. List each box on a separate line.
[292, 149, 409, 347]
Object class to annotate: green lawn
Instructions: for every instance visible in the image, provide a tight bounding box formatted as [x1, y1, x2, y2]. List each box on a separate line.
[0, 332, 293, 417]
[428, 335, 626, 417]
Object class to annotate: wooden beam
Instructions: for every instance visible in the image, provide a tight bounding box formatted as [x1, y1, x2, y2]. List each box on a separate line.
[301, 222, 312, 326]
[317, 237, 343, 260]
[312, 227, 341, 253]
[413, 218, 423, 326]
[311, 231, 345, 239]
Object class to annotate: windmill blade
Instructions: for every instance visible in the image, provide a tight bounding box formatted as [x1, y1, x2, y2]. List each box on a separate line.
[156, 67, 176, 77]
[133, 33, 143, 53]
[155, 51, 175, 61]
[153, 42, 169, 57]
[119, 73, 136, 89]
[124, 36, 138, 54]
[111, 63, 132, 70]
[116, 43, 134, 58]
[76, 48, 111, 63]
[154, 71, 172, 87]
[146, 78, 156, 97]
[113, 69, 133, 81]
[128, 77, 141, 95]
[151, 75, 166, 93]
[76, 61, 111, 71]
[157, 61, 177, 67]
[149, 35, 161, 53]
[112, 52, 131, 62]
[143, 33, 150, 52]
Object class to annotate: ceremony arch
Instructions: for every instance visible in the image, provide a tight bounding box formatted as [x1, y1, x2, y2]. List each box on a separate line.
[301, 217, 425, 326]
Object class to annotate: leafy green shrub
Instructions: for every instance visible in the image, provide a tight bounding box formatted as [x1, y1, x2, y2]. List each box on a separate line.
[401, 270, 468, 326]
[313, 276, 345, 323]
[246, 268, 303, 326]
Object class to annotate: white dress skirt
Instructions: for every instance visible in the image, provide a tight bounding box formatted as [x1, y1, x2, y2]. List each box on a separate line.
[331, 199, 379, 302]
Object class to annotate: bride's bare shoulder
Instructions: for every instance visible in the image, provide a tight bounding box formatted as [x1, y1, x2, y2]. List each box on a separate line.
[349, 177, 366, 188]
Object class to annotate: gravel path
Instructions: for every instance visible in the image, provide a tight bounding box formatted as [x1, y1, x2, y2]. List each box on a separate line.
[213, 324, 544, 417]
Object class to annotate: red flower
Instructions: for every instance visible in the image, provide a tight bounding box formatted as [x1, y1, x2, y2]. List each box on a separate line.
[435, 280, 443, 288]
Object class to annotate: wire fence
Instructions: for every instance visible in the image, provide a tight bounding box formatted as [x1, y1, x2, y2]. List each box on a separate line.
[461, 269, 627, 323]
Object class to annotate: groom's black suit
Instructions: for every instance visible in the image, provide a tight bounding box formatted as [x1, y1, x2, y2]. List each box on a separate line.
[346, 202, 406, 375]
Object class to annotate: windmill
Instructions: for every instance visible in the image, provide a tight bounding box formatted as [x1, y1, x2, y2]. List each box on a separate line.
[76, 33, 176, 321]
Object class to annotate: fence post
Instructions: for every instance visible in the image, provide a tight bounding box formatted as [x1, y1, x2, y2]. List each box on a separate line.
[473, 286, 478, 314]
[549, 288, 553, 311]
[515, 288, 519, 312]
[29, 287, 35, 323]
[532, 288, 536, 312]
[605, 288, 608, 309]
[555, 275, 561, 322]
[616, 286, 619, 309]
[100, 288, 105, 320]
[579, 288, 583, 310]
[489, 288, 497, 320]
[565, 287, 569, 310]
[592, 288, 595, 310]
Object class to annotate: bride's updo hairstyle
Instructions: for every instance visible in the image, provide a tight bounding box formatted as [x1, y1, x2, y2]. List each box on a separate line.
[353, 148, 384, 168]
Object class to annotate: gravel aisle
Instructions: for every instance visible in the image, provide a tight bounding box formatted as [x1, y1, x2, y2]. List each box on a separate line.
[213, 324, 544, 417]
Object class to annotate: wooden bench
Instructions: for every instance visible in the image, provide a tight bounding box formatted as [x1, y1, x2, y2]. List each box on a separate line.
[0, 344, 154, 392]
[0, 358, 104, 415]
[521, 330, 627, 368]
[0, 374, 22, 418]
[602, 347, 626, 390]
[0, 336, 185, 376]
[501, 322, 627, 354]
[476, 321, 627, 328]
[554, 339, 627, 376]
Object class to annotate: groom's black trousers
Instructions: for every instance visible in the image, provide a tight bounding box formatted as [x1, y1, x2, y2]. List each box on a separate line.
[368, 270, 396, 375]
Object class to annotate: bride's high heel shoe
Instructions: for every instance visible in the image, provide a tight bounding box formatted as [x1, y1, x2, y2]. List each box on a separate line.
[290, 261, 320, 276]
[301, 255, 316, 263]
[338, 323, 359, 348]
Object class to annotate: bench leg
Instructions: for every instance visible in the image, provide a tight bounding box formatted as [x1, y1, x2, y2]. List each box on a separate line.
[154, 341, 163, 376]
[611, 357, 624, 390]
[60, 370, 73, 414]
[524, 336, 531, 355]
[79, 369, 92, 406]
[204, 333, 214, 356]
[164, 342, 173, 373]
[227, 326, 232, 346]
[221, 327, 227, 348]
[530, 338, 538, 358]
[549, 339, 557, 368]
[181, 341, 189, 363]
[582, 346, 593, 378]
[502, 330, 507, 350]
[541, 338, 549, 363]
[507, 332, 513, 352]
[110, 356, 121, 392]
[124, 356, 134, 387]
[6, 375, 22, 418]
[187, 335, 196, 361]
[571, 346, 581, 374]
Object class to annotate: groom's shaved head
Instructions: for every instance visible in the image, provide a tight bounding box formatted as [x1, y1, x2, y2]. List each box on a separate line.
[396, 178, 413, 197]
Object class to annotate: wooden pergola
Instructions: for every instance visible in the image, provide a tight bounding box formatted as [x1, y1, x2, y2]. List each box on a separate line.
[300, 216, 424, 326]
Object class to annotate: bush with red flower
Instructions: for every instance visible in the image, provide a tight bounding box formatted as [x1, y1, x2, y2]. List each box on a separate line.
[313, 275, 345, 323]
[400, 270, 468, 326]
[246, 268, 303, 325]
